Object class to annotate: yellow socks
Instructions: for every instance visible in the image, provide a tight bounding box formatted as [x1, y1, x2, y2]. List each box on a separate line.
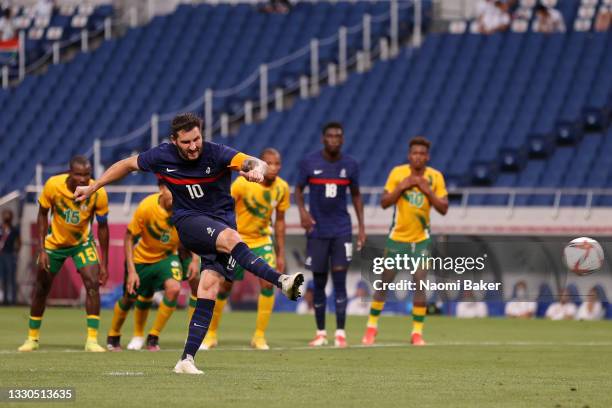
[108, 300, 130, 337]
[367, 301, 385, 328]
[149, 297, 177, 337]
[254, 288, 275, 338]
[134, 295, 152, 337]
[208, 292, 229, 335]
[28, 315, 42, 340]
[412, 305, 427, 335]
[86, 315, 100, 341]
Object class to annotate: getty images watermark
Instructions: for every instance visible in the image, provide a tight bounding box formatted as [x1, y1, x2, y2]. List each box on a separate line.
[368, 252, 502, 292]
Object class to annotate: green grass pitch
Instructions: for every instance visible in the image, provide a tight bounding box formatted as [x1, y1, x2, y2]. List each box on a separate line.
[1, 307, 611, 407]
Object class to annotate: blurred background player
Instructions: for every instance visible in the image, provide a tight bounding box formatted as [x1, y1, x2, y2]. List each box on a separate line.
[504, 281, 537, 319]
[362, 136, 448, 346]
[545, 287, 577, 320]
[576, 287, 605, 321]
[18, 156, 109, 352]
[75, 113, 303, 374]
[295, 122, 366, 347]
[106, 181, 200, 351]
[202, 148, 290, 350]
[346, 281, 371, 316]
[0, 208, 21, 305]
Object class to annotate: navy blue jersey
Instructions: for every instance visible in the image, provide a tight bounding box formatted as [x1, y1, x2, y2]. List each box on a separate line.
[296, 151, 360, 238]
[137, 142, 242, 226]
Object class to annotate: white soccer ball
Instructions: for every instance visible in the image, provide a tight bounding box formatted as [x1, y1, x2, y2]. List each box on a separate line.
[563, 237, 604, 276]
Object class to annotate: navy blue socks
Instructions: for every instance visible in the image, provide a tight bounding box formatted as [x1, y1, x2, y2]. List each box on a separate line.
[231, 242, 280, 287]
[182, 298, 215, 360]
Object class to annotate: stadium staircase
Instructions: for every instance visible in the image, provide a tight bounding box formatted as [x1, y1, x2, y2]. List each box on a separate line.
[219, 29, 611, 205]
[0, 3, 114, 77]
[0, 1, 422, 196]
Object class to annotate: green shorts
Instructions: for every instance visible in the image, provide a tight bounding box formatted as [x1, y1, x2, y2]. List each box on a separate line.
[234, 243, 276, 281]
[45, 239, 99, 275]
[127, 255, 183, 299]
[384, 237, 432, 259]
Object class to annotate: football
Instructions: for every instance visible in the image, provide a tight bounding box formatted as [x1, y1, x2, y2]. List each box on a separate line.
[563, 237, 605, 275]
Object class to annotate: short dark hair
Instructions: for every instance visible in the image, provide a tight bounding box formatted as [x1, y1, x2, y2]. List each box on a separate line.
[409, 136, 431, 151]
[69, 155, 91, 170]
[322, 122, 343, 135]
[535, 4, 547, 13]
[171, 113, 202, 138]
[260, 147, 280, 160]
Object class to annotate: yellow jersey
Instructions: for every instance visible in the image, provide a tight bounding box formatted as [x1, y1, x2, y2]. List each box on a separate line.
[384, 165, 447, 243]
[38, 174, 109, 250]
[232, 176, 290, 247]
[127, 193, 180, 264]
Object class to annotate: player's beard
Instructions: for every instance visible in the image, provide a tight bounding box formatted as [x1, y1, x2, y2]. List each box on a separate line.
[177, 146, 201, 161]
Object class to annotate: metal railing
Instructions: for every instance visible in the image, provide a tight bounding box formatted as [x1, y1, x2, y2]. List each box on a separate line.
[1, 17, 114, 87]
[28, 0, 420, 182]
[20, 185, 612, 215]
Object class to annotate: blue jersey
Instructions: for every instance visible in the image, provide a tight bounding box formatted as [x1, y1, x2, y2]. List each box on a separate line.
[137, 142, 242, 226]
[297, 151, 360, 238]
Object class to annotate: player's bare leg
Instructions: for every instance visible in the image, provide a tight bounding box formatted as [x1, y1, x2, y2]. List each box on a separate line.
[174, 269, 223, 374]
[18, 265, 55, 351]
[216, 229, 303, 300]
[147, 278, 180, 351]
[107, 293, 135, 351]
[79, 265, 105, 352]
[411, 268, 427, 346]
[202, 279, 232, 350]
[362, 268, 396, 346]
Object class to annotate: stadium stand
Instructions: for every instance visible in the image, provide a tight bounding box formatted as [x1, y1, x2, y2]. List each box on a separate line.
[1, 1, 610, 208]
[0, 3, 113, 73]
[224, 30, 611, 195]
[0, 2, 420, 196]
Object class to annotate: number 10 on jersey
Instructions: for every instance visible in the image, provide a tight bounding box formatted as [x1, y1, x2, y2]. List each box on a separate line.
[186, 184, 204, 199]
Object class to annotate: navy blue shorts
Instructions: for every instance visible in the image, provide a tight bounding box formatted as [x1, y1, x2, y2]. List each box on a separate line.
[305, 236, 353, 274]
[175, 214, 238, 281]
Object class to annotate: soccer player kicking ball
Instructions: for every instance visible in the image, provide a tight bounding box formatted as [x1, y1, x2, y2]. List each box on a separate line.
[74, 113, 303, 374]
[202, 148, 290, 350]
[106, 181, 200, 352]
[18, 156, 109, 352]
[362, 136, 448, 346]
[295, 122, 366, 348]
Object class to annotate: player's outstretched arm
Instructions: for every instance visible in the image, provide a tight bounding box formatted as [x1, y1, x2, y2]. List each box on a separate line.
[238, 157, 268, 183]
[74, 155, 140, 202]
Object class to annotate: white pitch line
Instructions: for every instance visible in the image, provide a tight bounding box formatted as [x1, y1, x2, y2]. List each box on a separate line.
[106, 371, 144, 376]
[2, 341, 612, 355]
